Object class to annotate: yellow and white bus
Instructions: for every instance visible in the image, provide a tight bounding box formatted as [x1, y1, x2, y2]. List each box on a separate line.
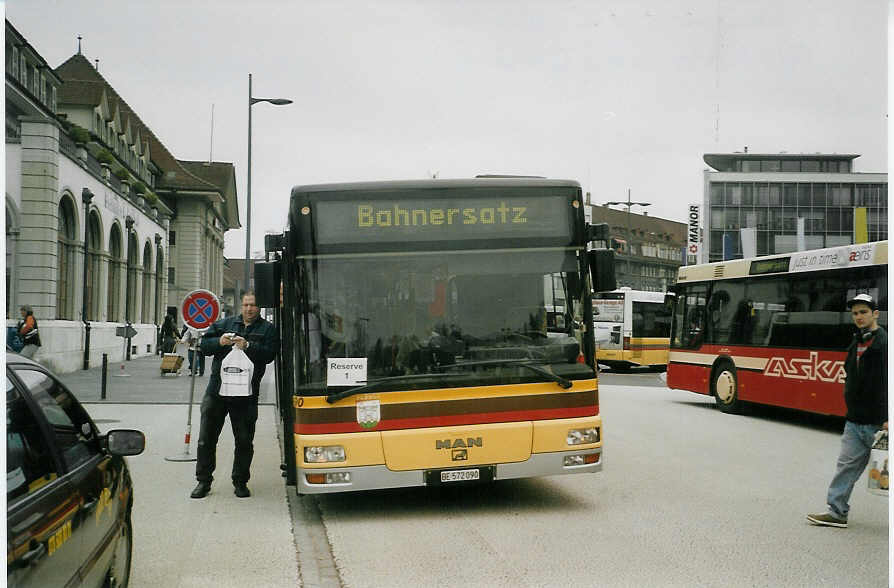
[255, 177, 616, 493]
[593, 288, 671, 370]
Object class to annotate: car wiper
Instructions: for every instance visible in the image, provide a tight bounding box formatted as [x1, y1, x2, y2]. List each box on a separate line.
[441, 359, 572, 389]
[326, 373, 466, 404]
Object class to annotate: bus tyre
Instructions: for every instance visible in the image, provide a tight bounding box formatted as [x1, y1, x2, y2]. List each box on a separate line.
[712, 361, 741, 414]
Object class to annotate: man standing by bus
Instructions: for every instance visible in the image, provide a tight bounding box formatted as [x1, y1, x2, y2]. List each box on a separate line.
[807, 293, 887, 528]
[190, 291, 278, 499]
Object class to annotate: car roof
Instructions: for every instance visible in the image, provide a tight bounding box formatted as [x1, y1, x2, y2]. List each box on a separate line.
[5, 351, 44, 370]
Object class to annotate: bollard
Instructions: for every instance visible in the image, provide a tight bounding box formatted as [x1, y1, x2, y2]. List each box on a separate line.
[101, 353, 108, 400]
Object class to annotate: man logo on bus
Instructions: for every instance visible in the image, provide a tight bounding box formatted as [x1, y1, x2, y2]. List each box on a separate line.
[763, 352, 845, 383]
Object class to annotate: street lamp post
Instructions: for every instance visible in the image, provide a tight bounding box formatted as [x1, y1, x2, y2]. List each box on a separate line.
[81, 188, 94, 370]
[245, 73, 292, 295]
[604, 188, 651, 289]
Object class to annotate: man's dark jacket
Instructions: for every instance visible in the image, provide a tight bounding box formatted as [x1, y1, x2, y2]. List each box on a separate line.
[843, 326, 888, 425]
[200, 314, 279, 398]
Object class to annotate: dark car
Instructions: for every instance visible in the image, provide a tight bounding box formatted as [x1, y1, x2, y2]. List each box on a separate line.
[6, 353, 145, 587]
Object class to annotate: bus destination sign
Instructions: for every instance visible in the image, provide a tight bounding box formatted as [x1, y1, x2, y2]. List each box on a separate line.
[313, 195, 572, 245]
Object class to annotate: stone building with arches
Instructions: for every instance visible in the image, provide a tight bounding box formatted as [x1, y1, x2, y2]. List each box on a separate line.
[5, 20, 239, 373]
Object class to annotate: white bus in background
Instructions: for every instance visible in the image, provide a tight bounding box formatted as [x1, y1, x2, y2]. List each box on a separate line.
[593, 288, 671, 371]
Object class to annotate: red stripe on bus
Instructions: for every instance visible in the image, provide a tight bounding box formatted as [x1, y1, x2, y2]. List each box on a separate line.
[294, 405, 598, 435]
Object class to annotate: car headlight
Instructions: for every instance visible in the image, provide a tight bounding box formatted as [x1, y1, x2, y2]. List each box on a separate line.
[566, 427, 599, 445]
[304, 445, 346, 463]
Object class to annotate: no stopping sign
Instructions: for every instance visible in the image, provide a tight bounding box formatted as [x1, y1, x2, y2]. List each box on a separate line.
[181, 290, 221, 330]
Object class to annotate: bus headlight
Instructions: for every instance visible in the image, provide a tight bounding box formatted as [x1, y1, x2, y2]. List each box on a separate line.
[304, 445, 346, 463]
[566, 427, 599, 445]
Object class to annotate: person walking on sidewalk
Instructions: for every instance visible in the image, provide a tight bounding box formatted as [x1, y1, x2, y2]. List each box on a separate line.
[17, 305, 41, 359]
[180, 324, 205, 376]
[161, 314, 179, 353]
[807, 293, 888, 528]
[191, 291, 278, 499]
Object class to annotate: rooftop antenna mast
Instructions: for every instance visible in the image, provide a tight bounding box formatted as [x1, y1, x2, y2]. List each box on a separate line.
[208, 103, 215, 164]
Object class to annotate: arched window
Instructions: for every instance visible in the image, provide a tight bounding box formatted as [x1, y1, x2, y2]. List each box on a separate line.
[155, 246, 165, 324]
[86, 211, 103, 320]
[126, 231, 138, 323]
[108, 224, 122, 322]
[141, 241, 153, 323]
[56, 196, 78, 319]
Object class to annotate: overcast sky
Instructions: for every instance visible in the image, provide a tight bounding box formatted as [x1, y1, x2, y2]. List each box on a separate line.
[7, 1, 888, 259]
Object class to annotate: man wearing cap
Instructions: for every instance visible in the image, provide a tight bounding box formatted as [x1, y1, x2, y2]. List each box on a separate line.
[808, 293, 887, 528]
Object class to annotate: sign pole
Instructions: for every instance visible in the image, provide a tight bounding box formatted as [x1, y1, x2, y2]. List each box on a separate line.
[166, 290, 220, 463]
[165, 339, 202, 462]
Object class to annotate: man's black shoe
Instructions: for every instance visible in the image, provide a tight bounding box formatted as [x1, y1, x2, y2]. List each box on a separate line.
[190, 481, 211, 499]
[234, 482, 251, 498]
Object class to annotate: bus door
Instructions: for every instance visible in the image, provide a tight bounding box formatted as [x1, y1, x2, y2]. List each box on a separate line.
[668, 286, 707, 391]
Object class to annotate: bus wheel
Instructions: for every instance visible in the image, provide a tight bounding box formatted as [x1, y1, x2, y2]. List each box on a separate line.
[712, 361, 741, 414]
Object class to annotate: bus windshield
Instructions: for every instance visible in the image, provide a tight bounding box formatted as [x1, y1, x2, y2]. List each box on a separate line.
[297, 247, 590, 394]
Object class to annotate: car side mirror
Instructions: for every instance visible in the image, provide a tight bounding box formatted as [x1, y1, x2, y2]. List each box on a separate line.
[106, 429, 146, 456]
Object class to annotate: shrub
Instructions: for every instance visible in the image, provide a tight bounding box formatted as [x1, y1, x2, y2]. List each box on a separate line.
[113, 168, 129, 181]
[132, 181, 147, 195]
[96, 150, 114, 165]
[69, 125, 91, 144]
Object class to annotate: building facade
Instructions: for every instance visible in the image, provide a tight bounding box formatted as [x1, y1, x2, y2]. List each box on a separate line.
[702, 152, 887, 262]
[5, 20, 239, 373]
[587, 202, 686, 292]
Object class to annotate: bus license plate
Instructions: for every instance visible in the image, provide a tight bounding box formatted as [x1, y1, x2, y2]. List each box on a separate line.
[440, 469, 480, 483]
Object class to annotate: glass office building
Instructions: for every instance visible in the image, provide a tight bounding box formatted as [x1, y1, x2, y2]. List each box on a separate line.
[702, 153, 887, 262]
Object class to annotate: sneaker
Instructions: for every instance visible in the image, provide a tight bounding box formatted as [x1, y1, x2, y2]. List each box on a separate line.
[234, 482, 251, 498]
[806, 512, 847, 528]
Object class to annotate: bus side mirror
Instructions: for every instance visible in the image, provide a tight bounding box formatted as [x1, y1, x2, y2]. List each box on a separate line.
[588, 249, 616, 292]
[664, 291, 677, 307]
[254, 261, 281, 308]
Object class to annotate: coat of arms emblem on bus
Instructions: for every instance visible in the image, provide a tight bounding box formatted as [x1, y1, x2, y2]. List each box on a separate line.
[356, 399, 381, 429]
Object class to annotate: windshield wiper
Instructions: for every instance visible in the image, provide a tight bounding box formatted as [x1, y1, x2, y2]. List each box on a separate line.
[326, 373, 465, 404]
[441, 359, 572, 389]
[326, 359, 573, 404]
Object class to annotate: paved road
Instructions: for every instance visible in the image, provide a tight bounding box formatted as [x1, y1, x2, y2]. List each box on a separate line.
[598, 365, 667, 388]
[59, 357, 888, 586]
[304, 383, 888, 587]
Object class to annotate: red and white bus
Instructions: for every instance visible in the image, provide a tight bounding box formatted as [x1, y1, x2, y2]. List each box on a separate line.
[666, 241, 887, 415]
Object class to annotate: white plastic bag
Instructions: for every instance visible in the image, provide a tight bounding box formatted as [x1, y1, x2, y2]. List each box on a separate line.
[219, 347, 253, 397]
[867, 430, 888, 496]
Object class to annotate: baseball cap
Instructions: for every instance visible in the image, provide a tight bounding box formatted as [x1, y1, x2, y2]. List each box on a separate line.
[847, 293, 877, 310]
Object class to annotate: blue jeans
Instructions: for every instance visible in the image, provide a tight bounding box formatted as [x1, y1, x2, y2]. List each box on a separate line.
[826, 421, 880, 519]
[188, 349, 205, 375]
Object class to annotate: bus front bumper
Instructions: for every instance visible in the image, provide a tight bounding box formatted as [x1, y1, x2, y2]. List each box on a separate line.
[297, 448, 603, 494]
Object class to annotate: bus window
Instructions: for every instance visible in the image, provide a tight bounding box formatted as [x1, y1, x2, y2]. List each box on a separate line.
[632, 301, 671, 338]
[742, 277, 789, 346]
[705, 281, 745, 345]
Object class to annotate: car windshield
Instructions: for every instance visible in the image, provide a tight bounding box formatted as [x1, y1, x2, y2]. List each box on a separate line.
[294, 247, 592, 394]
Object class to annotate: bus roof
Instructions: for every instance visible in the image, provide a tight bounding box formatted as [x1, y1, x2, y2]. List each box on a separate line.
[291, 177, 581, 195]
[677, 240, 888, 283]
